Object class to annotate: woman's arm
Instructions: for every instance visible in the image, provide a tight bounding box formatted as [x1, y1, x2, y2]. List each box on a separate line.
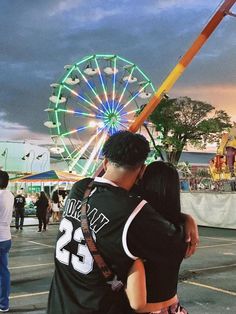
[125, 259, 146, 311]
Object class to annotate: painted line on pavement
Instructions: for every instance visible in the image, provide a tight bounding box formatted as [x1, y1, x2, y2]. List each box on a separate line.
[28, 240, 54, 248]
[11, 246, 52, 253]
[201, 236, 236, 242]
[198, 243, 236, 249]
[183, 280, 236, 296]
[10, 291, 49, 299]
[189, 263, 236, 272]
[10, 263, 54, 270]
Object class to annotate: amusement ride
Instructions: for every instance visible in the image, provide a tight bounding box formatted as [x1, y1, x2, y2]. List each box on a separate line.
[45, 55, 156, 175]
[45, 0, 236, 177]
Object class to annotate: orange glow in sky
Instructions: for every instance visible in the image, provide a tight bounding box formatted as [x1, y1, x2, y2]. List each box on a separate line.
[172, 84, 236, 123]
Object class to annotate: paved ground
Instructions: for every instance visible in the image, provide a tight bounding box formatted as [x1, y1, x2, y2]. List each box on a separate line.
[8, 219, 236, 313]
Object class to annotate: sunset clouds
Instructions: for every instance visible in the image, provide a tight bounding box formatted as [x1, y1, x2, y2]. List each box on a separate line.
[0, 0, 235, 147]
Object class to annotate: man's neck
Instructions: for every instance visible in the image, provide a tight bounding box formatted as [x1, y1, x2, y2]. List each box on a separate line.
[102, 171, 138, 191]
[102, 174, 133, 190]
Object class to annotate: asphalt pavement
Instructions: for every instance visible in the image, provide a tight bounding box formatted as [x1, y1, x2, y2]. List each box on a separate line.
[8, 219, 236, 314]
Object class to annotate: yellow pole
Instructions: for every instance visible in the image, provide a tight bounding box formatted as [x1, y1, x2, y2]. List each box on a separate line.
[129, 0, 236, 133]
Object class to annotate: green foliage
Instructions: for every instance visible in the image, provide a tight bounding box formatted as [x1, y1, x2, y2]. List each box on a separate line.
[196, 168, 211, 178]
[149, 97, 231, 164]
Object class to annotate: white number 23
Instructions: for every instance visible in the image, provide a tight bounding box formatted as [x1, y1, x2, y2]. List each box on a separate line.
[56, 218, 94, 274]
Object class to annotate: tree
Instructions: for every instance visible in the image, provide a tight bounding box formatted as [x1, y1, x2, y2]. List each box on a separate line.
[149, 96, 232, 164]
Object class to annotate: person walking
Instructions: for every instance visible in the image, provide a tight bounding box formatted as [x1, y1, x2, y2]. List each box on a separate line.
[47, 131, 198, 314]
[0, 170, 14, 312]
[51, 190, 60, 222]
[14, 190, 26, 230]
[34, 191, 49, 232]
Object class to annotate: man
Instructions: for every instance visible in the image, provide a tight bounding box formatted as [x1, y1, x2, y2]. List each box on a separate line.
[0, 170, 14, 312]
[47, 131, 198, 314]
[14, 189, 26, 230]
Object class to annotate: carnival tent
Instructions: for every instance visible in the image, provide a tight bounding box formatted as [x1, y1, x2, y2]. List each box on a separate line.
[10, 170, 83, 183]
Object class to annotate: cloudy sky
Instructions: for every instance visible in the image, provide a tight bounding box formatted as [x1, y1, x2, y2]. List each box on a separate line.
[0, 0, 236, 149]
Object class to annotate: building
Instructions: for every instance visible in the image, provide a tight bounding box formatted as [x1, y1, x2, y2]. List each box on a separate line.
[0, 141, 50, 175]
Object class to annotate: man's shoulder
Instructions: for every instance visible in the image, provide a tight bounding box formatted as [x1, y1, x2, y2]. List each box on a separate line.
[69, 178, 93, 197]
[73, 177, 93, 189]
[5, 189, 14, 197]
[2, 189, 14, 202]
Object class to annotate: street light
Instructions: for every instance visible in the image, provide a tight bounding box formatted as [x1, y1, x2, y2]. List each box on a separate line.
[1, 148, 8, 170]
[21, 150, 36, 173]
[36, 152, 49, 171]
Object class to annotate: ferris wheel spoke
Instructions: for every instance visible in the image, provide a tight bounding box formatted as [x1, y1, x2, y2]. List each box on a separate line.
[69, 129, 104, 170]
[120, 119, 134, 124]
[118, 82, 150, 114]
[90, 158, 102, 177]
[79, 88, 98, 113]
[120, 109, 139, 118]
[57, 108, 96, 118]
[61, 125, 93, 137]
[75, 66, 107, 112]
[69, 147, 82, 159]
[116, 66, 135, 111]
[117, 121, 129, 130]
[81, 132, 107, 176]
[58, 137, 74, 160]
[94, 57, 111, 113]
[63, 84, 103, 113]
[112, 57, 117, 107]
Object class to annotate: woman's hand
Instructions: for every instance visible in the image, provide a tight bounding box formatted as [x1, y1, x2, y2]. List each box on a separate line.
[182, 213, 199, 258]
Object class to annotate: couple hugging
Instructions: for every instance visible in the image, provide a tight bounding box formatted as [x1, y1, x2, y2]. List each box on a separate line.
[47, 131, 198, 314]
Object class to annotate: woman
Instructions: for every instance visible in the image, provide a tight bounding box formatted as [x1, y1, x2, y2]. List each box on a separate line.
[126, 161, 188, 314]
[35, 191, 49, 232]
[51, 190, 60, 222]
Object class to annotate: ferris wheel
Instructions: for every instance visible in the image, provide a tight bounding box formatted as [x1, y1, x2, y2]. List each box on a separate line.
[45, 54, 155, 176]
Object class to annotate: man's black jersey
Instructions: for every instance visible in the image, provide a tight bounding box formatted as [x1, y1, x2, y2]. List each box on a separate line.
[47, 177, 186, 314]
[14, 195, 25, 209]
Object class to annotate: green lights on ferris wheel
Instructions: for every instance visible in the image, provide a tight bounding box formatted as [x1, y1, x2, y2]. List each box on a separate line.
[47, 53, 155, 175]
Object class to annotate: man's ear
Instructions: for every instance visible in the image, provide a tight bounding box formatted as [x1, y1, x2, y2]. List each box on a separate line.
[138, 164, 146, 180]
[135, 164, 146, 184]
[103, 158, 109, 171]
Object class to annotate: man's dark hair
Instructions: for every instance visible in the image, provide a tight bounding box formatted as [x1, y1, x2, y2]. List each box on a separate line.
[0, 170, 9, 189]
[102, 131, 150, 168]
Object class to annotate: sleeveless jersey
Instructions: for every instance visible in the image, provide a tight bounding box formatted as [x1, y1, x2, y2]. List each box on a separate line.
[47, 177, 186, 314]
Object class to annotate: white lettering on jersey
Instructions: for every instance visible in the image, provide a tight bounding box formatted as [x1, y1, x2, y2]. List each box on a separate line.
[63, 198, 109, 233]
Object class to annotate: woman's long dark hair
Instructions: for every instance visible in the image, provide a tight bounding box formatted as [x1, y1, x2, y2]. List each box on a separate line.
[52, 190, 59, 203]
[39, 191, 48, 202]
[140, 161, 181, 225]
